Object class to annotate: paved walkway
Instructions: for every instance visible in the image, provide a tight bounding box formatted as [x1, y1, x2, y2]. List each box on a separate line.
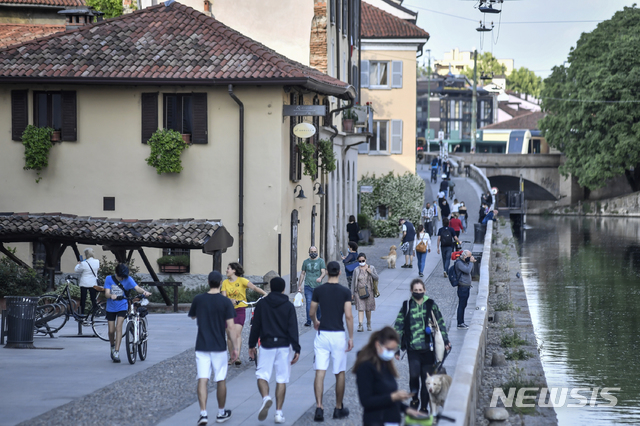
[1, 172, 484, 426]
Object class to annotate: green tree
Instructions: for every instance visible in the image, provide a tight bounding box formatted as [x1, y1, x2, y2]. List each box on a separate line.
[539, 5, 640, 191]
[507, 67, 543, 98]
[417, 63, 432, 78]
[461, 52, 506, 81]
[86, 0, 123, 18]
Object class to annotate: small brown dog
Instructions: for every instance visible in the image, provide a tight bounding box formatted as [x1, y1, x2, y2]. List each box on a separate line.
[381, 245, 397, 268]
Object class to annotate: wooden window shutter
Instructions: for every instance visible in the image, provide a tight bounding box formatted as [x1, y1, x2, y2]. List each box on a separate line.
[192, 93, 208, 144]
[61, 91, 77, 141]
[360, 60, 369, 89]
[289, 94, 298, 181]
[141, 92, 158, 144]
[391, 61, 403, 88]
[11, 90, 28, 141]
[390, 119, 403, 154]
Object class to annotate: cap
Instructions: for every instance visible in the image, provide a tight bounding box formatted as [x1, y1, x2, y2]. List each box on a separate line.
[327, 261, 341, 276]
[208, 270, 223, 285]
[270, 277, 285, 293]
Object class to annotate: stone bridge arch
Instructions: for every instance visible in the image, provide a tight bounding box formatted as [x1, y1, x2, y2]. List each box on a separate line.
[487, 175, 557, 200]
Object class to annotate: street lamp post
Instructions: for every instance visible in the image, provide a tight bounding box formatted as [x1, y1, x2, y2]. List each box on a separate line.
[426, 50, 431, 152]
[471, 49, 478, 153]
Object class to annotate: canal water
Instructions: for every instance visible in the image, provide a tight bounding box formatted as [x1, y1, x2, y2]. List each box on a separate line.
[518, 215, 640, 425]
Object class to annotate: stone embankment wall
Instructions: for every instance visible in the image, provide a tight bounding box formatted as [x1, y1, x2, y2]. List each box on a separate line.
[475, 220, 557, 426]
[541, 190, 640, 217]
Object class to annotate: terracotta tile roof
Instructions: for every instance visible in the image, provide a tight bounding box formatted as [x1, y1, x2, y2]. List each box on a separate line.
[0, 24, 65, 49]
[0, 213, 230, 249]
[0, 1, 354, 99]
[481, 111, 546, 131]
[0, 0, 84, 5]
[361, 1, 429, 39]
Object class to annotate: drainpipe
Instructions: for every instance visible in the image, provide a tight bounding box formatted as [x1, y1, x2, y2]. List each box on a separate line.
[228, 85, 245, 265]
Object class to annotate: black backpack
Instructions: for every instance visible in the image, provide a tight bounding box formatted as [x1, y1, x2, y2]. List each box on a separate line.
[440, 227, 454, 247]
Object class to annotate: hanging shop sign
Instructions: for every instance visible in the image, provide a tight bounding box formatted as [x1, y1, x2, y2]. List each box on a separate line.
[292, 122, 317, 139]
[283, 105, 327, 117]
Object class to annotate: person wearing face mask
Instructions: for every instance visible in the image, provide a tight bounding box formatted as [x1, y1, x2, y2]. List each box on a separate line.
[298, 246, 326, 327]
[351, 253, 378, 332]
[454, 250, 476, 330]
[394, 279, 451, 413]
[354, 327, 423, 426]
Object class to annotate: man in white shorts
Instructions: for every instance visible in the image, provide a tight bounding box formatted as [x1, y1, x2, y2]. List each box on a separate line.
[248, 277, 301, 423]
[309, 261, 354, 422]
[189, 271, 238, 425]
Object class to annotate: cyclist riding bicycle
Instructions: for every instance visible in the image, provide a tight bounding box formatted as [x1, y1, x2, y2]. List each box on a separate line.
[104, 263, 150, 363]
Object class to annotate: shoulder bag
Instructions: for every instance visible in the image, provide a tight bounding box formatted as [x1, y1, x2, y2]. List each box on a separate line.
[86, 260, 104, 286]
[357, 270, 370, 300]
[430, 309, 445, 363]
[416, 234, 427, 253]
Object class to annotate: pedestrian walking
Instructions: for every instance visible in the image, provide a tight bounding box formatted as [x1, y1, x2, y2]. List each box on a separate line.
[415, 225, 431, 278]
[298, 246, 327, 327]
[341, 241, 359, 291]
[394, 279, 451, 413]
[74, 247, 100, 315]
[188, 271, 238, 425]
[451, 199, 460, 214]
[221, 262, 267, 366]
[310, 261, 354, 421]
[346, 215, 360, 243]
[439, 176, 449, 199]
[449, 213, 463, 238]
[478, 203, 488, 224]
[352, 253, 378, 332]
[438, 197, 451, 220]
[248, 277, 301, 424]
[354, 327, 424, 425]
[437, 218, 460, 278]
[458, 202, 468, 232]
[422, 202, 435, 236]
[432, 200, 439, 234]
[399, 218, 416, 268]
[454, 250, 476, 330]
[104, 263, 151, 363]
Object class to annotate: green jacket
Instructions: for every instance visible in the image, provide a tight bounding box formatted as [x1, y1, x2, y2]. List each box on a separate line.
[394, 297, 449, 352]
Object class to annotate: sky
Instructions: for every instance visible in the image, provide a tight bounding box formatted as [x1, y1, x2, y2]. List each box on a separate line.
[403, 0, 636, 78]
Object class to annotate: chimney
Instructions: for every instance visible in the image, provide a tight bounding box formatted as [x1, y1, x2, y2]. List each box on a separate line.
[58, 7, 103, 30]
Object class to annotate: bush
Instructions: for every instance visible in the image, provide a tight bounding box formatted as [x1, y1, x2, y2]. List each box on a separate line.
[145, 129, 189, 174]
[505, 349, 532, 361]
[359, 172, 425, 238]
[156, 255, 190, 267]
[357, 213, 371, 230]
[501, 367, 538, 415]
[146, 283, 209, 304]
[501, 330, 528, 348]
[97, 256, 143, 284]
[0, 255, 47, 298]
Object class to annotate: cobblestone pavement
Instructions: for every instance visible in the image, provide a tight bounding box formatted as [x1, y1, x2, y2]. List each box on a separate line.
[4, 172, 484, 426]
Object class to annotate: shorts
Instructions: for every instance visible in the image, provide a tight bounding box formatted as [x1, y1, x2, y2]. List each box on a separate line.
[256, 346, 292, 384]
[195, 351, 228, 382]
[314, 331, 347, 374]
[402, 241, 414, 256]
[226, 307, 245, 327]
[105, 310, 127, 321]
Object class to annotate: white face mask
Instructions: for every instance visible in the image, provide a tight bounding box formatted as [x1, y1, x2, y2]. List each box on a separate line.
[378, 348, 395, 361]
[359, 262, 366, 267]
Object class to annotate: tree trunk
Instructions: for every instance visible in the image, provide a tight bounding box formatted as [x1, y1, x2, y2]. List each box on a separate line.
[624, 167, 640, 192]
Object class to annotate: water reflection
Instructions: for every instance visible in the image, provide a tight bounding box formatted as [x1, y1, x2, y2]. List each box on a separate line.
[519, 216, 640, 425]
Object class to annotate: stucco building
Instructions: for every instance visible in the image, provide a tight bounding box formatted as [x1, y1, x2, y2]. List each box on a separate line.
[0, 2, 363, 289]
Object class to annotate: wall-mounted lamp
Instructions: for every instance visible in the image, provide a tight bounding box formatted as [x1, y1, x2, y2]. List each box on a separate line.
[294, 184, 307, 199]
[313, 182, 325, 197]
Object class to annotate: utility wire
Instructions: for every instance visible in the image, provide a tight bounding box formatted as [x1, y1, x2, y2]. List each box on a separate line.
[541, 97, 640, 103]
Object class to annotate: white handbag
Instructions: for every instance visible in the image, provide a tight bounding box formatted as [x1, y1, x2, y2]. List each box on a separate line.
[430, 311, 445, 363]
[293, 292, 304, 307]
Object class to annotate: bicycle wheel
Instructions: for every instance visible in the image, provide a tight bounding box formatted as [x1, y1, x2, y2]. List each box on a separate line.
[90, 303, 109, 341]
[138, 320, 148, 361]
[125, 321, 137, 364]
[34, 294, 68, 334]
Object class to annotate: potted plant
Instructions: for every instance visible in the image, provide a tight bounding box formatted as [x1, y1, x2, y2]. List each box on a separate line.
[145, 129, 190, 174]
[181, 134, 191, 144]
[342, 108, 357, 133]
[317, 139, 337, 174]
[156, 255, 190, 273]
[51, 130, 62, 142]
[21, 125, 54, 183]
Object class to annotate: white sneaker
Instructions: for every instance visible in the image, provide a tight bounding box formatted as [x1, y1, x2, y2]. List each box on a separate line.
[258, 396, 272, 421]
[274, 413, 285, 423]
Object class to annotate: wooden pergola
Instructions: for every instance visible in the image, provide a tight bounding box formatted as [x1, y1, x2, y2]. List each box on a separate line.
[0, 213, 234, 305]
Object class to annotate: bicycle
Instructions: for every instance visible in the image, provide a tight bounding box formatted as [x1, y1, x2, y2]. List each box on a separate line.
[245, 296, 265, 365]
[35, 275, 108, 341]
[123, 293, 149, 365]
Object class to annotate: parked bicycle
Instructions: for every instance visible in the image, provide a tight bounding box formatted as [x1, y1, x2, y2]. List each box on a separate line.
[34, 275, 108, 340]
[123, 293, 149, 365]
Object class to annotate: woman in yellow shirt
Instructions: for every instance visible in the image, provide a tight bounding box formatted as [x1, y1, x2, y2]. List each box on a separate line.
[221, 262, 267, 365]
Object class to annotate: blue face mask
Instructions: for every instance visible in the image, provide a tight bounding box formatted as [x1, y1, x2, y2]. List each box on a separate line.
[378, 348, 395, 362]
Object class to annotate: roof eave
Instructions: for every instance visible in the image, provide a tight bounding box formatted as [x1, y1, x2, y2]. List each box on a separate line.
[0, 76, 355, 99]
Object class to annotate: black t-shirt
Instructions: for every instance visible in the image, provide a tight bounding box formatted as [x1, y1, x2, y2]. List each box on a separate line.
[312, 283, 351, 331]
[188, 292, 235, 352]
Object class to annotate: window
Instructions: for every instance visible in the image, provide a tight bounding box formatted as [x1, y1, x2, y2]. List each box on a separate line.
[336, 0, 341, 32]
[162, 93, 208, 143]
[32, 91, 77, 141]
[342, 0, 348, 35]
[375, 205, 389, 220]
[370, 120, 388, 153]
[103, 197, 115, 211]
[330, 0, 336, 24]
[161, 248, 190, 273]
[369, 62, 388, 87]
[32, 242, 60, 273]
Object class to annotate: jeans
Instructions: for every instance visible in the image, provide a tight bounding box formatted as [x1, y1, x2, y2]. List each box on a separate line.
[424, 220, 433, 236]
[80, 287, 98, 315]
[441, 246, 453, 273]
[457, 285, 470, 325]
[408, 350, 436, 412]
[460, 216, 467, 232]
[416, 251, 427, 275]
[304, 285, 320, 324]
